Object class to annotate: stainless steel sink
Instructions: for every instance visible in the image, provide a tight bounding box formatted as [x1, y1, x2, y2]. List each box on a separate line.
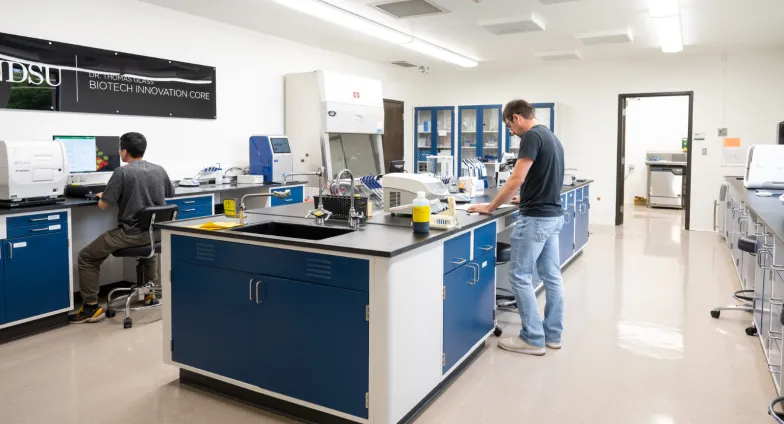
[228, 221, 353, 240]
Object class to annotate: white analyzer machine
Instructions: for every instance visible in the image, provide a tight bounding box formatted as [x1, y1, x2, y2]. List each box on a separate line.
[383, 173, 448, 215]
[744, 144, 784, 189]
[0, 140, 67, 206]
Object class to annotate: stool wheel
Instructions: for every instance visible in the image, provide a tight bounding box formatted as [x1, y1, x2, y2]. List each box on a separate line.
[746, 326, 758, 336]
[494, 327, 503, 337]
[710, 310, 720, 319]
[105, 308, 116, 318]
[123, 318, 133, 329]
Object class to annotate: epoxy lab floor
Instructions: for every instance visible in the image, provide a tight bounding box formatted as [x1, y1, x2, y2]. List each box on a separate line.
[0, 207, 776, 424]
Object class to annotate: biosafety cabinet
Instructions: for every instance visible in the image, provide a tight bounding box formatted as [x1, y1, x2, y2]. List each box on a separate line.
[285, 71, 386, 187]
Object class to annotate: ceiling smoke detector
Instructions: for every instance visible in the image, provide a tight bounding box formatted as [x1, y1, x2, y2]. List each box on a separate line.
[478, 14, 546, 36]
[534, 49, 583, 61]
[371, 0, 448, 19]
[575, 29, 634, 45]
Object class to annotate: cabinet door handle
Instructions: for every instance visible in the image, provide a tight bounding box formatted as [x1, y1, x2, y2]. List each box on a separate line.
[451, 258, 467, 265]
[468, 263, 479, 285]
[7, 242, 12, 259]
[249, 278, 254, 301]
[183, 208, 197, 212]
[30, 228, 50, 233]
[29, 217, 51, 222]
[563, 210, 571, 224]
[480, 245, 493, 252]
[183, 200, 196, 204]
[255, 280, 263, 304]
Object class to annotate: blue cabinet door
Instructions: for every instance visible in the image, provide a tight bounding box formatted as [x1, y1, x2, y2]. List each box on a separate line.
[473, 253, 496, 342]
[3, 232, 69, 323]
[252, 276, 369, 419]
[458, 105, 502, 177]
[415, 107, 455, 174]
[560, 207, 576, 266]
[170, 261, 256, 385]
[0, 255, 5, 324]
[443, 264, 476, 372]
[575, 194, 590, 250]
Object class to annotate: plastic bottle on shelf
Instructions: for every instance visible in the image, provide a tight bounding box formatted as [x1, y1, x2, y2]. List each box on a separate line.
[412, 191, 431, 234]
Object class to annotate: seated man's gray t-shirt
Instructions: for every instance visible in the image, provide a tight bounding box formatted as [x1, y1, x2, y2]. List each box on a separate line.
[517, 125, 565, 217]
[101, 161, 175, 234]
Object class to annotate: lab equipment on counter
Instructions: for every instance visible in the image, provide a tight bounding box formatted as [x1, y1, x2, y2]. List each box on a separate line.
[179, 164, 225, 187]
[648, 166, 684, 208]
[0, 140, 67, 207]
[744, 144, 784, 189]
[426, 155, 454, 181]
[458, 176, 484, 198]
[389, 160, 405, 173]
[285, 70, 385, 182]
[334, 169, 364, 229]
[237, 175, 264, 184]
[430, 196, 459, 230]
[383, 173, 448, 214]
[58, 135, 121, 197]
[563, 168, 578, 186]
[412, 191, 431, 233]
[359, 175, 383, 207]
[249, 135, 293, 183]
[313, 195, 371, 220]
[178, 178, 200, 187]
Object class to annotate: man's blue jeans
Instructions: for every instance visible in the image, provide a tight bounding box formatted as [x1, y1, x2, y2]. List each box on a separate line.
[508, 215, 565, 347]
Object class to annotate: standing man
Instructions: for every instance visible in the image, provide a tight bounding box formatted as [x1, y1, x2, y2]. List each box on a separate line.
[70, 132, 175, 323]
[467, 100, 565, 356]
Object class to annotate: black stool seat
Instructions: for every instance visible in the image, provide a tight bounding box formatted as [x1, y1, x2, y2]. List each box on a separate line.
[738, 235, 759, 254]
[113, 243, 161, 258]
[497, 242, 512, 263]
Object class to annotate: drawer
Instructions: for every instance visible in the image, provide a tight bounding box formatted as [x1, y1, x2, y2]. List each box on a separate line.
[176, 204, 213, 220]
[167, 195, 213, 209]
[443, 232, 471, 275]
[473, 221, 497, 259]
[7, 211, 67, 228]
[566, 190, 576, 208]
[171, 234, 369, 292]
[7, 221, 68, 239]
[271, 186, 304, 207]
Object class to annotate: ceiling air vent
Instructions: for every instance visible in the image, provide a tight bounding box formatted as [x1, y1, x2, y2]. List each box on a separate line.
[390, 61, 417, 68]
[478, 14, 546, 36]
[372, 0, 447, 19]
[534, 49, 583, 62]
[575, 29, 634, 45]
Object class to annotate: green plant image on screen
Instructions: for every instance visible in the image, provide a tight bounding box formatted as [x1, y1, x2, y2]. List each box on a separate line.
[5, 69, 56, 111]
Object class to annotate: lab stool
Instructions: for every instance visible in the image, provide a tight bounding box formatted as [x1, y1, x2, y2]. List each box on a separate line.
[106, 205, 178, 329]
[710, 235, 758, 336]
[494, 242, 513, 337]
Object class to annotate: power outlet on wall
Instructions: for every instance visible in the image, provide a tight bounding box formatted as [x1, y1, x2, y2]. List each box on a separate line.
[702, 148, 708, 156]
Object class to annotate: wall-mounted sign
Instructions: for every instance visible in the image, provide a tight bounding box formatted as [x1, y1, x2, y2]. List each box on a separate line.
[0, 32, 216, 119]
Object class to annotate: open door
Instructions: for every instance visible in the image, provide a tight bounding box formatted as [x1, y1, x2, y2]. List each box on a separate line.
[615, 97, 628, 225]
[382, 99, 404, 173]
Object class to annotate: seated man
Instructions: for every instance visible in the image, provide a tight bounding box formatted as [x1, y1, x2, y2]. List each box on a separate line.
[70, 132, 175, 323]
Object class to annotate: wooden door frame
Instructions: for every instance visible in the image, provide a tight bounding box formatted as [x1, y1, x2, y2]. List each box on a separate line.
[615, 91, 694, 230]
[382, 98, 404, 173]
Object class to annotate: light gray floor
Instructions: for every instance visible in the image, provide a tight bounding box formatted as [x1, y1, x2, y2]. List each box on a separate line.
[0, 207, 777, 424]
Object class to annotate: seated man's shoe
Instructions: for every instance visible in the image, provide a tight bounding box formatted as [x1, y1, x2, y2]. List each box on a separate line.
[69, 304, 104, 324]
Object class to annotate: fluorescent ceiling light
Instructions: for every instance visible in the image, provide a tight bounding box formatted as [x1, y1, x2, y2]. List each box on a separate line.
[646, 0, 682, 53]
[276, 0, 479, 68]
[275, 0, 412, 44]
[646, 0, 679, 18]
[401, 40, 478, 68]
[653, 15, 683, 53]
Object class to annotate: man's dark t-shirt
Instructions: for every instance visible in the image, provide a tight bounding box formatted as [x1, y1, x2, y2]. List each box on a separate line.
[517, 125, 565, 217]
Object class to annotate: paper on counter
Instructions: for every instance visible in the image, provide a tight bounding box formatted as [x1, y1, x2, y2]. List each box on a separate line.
[455, 203, 515, 211]
[185, 221, 241, 230]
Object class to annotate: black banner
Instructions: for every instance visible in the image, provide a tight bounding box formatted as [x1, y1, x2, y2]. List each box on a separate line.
[0, 32, 216, 119]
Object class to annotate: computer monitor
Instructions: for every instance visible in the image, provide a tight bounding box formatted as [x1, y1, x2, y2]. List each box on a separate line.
[53, 136, 121, 174]
[389, 160, 405, 173]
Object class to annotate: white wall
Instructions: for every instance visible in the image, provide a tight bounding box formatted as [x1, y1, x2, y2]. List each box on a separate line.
[0, 0, 415, 180]
[624, 96, 690, 203]
[408, 51, 784, 231]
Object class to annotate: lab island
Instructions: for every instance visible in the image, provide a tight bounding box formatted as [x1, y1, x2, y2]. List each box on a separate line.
[155, 181, 592, 424]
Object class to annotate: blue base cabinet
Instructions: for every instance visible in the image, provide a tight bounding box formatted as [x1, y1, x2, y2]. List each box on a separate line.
[559, 193, 576, 266]
[0, 257, 4, 324]
[3, 228, 70, 323]
[171, 242, 369, 419]
[443, 222, 496, 373]
[575, 186, 590, 251]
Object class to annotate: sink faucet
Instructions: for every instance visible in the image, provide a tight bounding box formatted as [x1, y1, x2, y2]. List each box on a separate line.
[284, 166, 332, 225]
[239, 191, 290, 225]
[335, 168, 363, 229]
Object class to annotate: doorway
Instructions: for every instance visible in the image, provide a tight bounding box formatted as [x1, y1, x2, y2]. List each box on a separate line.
[382, 99, 404, 173]
[615, 92, 694, 230]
